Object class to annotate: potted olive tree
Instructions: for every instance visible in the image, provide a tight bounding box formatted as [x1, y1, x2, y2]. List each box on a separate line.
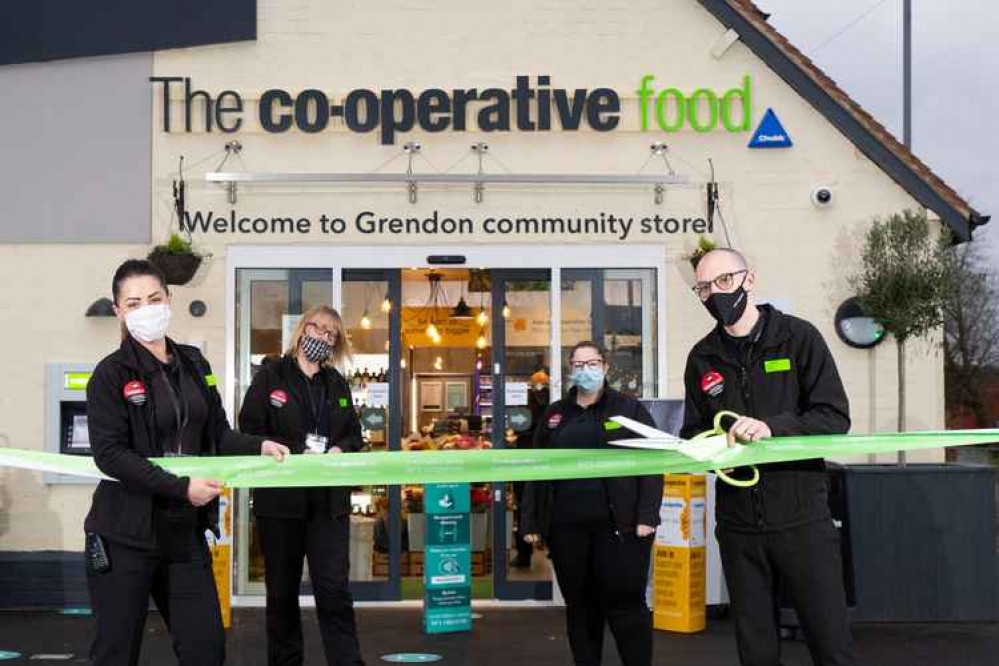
[850, 209, 951, 463]
[843, 210, 996, 621]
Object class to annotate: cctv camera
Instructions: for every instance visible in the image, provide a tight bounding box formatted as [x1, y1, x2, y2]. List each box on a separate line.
[811, 186, 833, 208]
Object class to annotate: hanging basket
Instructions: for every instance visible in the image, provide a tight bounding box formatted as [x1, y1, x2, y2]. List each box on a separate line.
[147, 250, 203, 286]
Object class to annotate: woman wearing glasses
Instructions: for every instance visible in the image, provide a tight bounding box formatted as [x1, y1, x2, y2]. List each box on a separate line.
[521, 341, 663, 666]
[239, 306, 366, 666]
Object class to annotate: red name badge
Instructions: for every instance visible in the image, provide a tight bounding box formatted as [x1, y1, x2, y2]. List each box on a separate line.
[701, 371, 725, 398]
[269, 389, 288, 408]
[123, 380, 147, 405]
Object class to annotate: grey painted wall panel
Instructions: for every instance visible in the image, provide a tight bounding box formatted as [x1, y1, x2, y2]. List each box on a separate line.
[0, 53, 151, 243]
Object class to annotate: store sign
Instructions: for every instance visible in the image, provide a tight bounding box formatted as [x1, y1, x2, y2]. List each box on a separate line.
[150, 74, 755, 144]
[179, 208, 714, 241]
[402, 307, 481, 348]
[638, 75, 752, 133]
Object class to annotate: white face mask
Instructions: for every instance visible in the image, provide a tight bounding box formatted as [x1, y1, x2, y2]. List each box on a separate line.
[125, 304, 172, 342]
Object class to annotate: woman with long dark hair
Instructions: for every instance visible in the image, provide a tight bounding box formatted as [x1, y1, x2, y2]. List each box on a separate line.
[85, 258, 289, 666]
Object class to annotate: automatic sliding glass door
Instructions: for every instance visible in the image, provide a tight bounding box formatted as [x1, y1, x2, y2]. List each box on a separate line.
[234, 268, 402, 601]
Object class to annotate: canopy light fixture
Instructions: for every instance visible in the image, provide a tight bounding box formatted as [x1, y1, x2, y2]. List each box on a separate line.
[206, 143, 690, 205]
[207, 170, 692, 205]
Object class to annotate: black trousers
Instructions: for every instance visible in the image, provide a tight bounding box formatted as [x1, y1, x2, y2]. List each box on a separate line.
[512, 481, 533, 564]
[548, 526, 654, 666]
[86, 535, 224, 666]
[718, 520, 856, 666]
[256, 513, 364, 666]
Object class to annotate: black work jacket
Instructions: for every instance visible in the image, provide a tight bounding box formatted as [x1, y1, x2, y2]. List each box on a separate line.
[520, 385, 664, 540]
[84, 337, 264, 548]
[680, 305, 851, 533]
[238, 355, 363, 519]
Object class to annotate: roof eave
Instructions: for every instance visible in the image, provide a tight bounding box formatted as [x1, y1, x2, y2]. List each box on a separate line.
[699, 0, 981, 242]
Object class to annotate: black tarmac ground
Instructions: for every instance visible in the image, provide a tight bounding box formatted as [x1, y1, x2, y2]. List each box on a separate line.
[0, 607, 997, 665]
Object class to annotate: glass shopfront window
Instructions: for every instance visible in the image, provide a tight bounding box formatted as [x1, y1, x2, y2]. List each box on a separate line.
[230, 257, 661, 602]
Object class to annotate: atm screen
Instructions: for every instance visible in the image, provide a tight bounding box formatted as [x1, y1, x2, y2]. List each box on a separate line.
[60, 402, 92, 456]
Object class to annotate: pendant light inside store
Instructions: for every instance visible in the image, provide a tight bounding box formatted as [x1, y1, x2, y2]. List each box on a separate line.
[476, 329, 487, 349]
[360, 310, 372, 329]
[451, 281, 475, 320]
[423, 272, 447, 344]
[451, 297, 474, 320]
[381, 293, 392, 313]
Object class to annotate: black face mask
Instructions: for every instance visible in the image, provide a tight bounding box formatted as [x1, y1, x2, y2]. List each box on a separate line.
[704, 286, 749, 327]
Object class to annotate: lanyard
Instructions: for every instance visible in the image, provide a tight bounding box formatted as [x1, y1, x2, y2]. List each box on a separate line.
[301, 373, 327, 434]
[160, 364, 189, 456]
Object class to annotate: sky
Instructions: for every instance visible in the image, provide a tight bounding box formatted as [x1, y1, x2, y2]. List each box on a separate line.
[756, 0, 998, 267]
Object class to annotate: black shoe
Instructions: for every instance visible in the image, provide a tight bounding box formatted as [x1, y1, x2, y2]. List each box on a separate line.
[510, 556, 532, 569]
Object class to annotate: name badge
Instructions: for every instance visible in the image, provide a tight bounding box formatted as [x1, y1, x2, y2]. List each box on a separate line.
[305, 433, 328, 454]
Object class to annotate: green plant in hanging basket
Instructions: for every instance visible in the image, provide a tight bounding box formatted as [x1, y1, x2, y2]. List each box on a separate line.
[147, 233, 204, 286]
[685, 235, 718, 269]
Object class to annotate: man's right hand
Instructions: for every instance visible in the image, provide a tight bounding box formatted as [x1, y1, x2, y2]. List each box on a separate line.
[523, 534, 541, 545]
[187, 478, 223, 506]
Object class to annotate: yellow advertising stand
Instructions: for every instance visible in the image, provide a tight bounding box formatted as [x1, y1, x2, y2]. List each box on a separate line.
[653, 474, 707, 633]
[209, 487, 233, 629]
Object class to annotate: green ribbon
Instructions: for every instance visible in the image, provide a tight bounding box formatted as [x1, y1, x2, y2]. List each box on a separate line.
[1, 429, 997, 487]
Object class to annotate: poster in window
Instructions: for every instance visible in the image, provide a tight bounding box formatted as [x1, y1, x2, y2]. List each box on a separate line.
[445, 381, 468, 412]
[420, 380, 443, 412]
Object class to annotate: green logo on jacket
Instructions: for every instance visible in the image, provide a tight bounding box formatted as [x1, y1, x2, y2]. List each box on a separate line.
[764, 358, 791, 373]
[603, 420, 622, 431]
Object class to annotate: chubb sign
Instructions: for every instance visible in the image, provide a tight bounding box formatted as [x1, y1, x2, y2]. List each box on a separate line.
[151, 74, 756, 144]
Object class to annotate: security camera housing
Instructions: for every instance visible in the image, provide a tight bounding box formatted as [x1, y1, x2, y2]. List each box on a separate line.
[812, 186, 834, 208]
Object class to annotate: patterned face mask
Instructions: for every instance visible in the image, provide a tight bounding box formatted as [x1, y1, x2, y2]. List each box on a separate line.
[301, 335, 333, 363]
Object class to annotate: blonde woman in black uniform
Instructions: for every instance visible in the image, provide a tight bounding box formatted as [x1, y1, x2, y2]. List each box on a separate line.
[239, 305, 366, 666]
[85, 259, 289, 666]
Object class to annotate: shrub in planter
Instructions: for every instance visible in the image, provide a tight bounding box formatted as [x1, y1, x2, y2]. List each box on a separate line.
[685, 235, 718, 270]
[147, 233, 203, 286]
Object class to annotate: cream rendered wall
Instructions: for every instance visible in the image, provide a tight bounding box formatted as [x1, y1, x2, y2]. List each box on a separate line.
[0, 0, 947, 552]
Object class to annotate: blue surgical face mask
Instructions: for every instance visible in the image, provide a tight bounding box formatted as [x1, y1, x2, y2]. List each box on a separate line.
[572, 366, 605, 393]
